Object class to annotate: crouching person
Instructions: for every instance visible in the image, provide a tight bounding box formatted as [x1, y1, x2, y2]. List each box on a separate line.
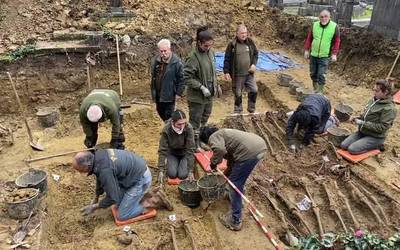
[157, 110, 196, 183]
[72, 149, 173, 221]
[341, 79, 397, 154]
[199, 126, 267, 231]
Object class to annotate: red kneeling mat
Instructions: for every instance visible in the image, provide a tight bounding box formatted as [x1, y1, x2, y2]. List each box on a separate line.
[393, 90, 400, 104]
[337, 148, 380, 163]
[194, 151, 228, 172]
[167, 178, 182, 185]
[111, 205, 157, 226]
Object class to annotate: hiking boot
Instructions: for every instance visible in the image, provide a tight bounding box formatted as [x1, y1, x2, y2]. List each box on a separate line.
[218, 213, 242, 231]
[155, 190, 174, 211]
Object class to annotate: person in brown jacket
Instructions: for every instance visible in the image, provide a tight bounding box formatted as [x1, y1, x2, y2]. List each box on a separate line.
[157, 110, 196, 183]
[199, 126, 267, 231]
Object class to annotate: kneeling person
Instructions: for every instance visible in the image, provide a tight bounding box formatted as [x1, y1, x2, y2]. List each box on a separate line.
[157, 110, 196, 183]
[80, 89, 124, 149]
[286, 94, 331, 151]
[200, 126, 267, 231]
[341, 79, 397, 154]
[72, 149, 173, 221]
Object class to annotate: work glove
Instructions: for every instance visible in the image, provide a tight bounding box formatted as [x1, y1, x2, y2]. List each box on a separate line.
[289, 144, 297, 153]
[200, 85, 211, 97]
[217, 85, 223, 98]
[224, 73, 232, 81]
[157, 169, 165, 184]
[331, 54, 337, 62]
[248, 64, 256, 74]
[80, 204, 97, 216]
[84, 135, 97, 148]
[354, 118, 365, 126]
[304, 50, 310, 59]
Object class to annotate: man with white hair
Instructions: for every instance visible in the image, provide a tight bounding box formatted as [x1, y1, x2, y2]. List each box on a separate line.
[79, 89, 124, 149]
[151, 39, 184, 122]
[223, 24, 259, 114]
[304, 9, 341, 93]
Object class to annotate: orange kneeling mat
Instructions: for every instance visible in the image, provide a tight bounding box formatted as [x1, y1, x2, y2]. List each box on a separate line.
[394, 90, 400, 104]
[167, 178, 182, 185]
[337, 148, 380, 163]
[111, 205, 157, 226]
[194, 151, 228, 172]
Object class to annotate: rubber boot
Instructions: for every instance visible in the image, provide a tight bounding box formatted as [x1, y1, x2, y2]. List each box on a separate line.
[234, 95, 243, 113]
[248, 92, 257, 113]
[316, 84, 324, 94]
[312, 81, 318, 91]
[194, 131, 201, 152]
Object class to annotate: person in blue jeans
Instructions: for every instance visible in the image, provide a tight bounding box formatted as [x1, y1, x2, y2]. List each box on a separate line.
[200, 126, 267, 231]
[72, 149, 173, 221]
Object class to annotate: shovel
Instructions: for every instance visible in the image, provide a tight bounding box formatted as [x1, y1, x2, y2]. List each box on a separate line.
[12, 210, 33, 245]
[7, 72, 44, 151]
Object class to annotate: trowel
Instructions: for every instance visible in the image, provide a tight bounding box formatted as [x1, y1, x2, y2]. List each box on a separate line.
[12, 211, 33, 245]
[7, 72, 44, 151]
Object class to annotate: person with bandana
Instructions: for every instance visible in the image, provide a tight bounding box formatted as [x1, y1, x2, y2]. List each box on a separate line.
[79, 89, 125, 149]
[157, 110, 196, 184]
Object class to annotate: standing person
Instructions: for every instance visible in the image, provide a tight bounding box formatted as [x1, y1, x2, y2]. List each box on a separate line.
[223, 24, 259, 114]
[286, 94, 331, 152]
[184, 27, 221, 148]
[199, 126, 267, 231]
[304, 9, 341, 93]
[80, 89, 124, 149]
[341, 79, 397, 154]
[157, 110, 196, 183]
[72, 149, 173, 221]
[151, 39, 185, 122]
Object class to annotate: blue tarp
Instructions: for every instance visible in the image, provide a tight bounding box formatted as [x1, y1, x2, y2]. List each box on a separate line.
[215, 51, 299, 72]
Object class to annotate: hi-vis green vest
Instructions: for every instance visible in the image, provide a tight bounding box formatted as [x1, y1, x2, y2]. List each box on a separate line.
[311, 21, 337, 58]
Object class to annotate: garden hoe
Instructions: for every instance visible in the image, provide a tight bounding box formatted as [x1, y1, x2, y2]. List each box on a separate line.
[7, 72, 44, 151]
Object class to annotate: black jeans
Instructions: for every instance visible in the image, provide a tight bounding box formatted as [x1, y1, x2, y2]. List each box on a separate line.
[156, 101, 175, 122]
[310, 56, 330, 91]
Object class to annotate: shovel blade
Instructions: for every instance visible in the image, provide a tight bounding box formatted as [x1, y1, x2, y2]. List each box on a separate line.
[30, 141, 44, 151]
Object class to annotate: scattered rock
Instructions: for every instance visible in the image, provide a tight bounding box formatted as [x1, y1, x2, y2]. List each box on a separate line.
[241, 1, 251, 7]
[247, 6, 256, 11]
[115, 23, 126, 30]
[117, 234, 133, 245]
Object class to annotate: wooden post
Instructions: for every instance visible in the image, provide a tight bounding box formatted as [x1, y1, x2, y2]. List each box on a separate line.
[116, 34, 123, 98]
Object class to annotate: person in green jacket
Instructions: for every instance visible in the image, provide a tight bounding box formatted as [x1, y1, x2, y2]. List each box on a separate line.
[341, 79, 397, 154]
[79, 89, 124, 149]
[304, 9, 341, 93]
[157, 110, 196, 183]
[183, 27, 221, 148]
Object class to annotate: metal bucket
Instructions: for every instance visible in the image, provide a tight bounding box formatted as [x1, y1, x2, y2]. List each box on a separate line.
[197, 174, 226, 202]
[16, 169, 48, 196]
[289, 81, 303, 95]
[334, 103, 353, 122]
[36, 107, 60, 128]
[277, 73, 293, 87]
[178, 180, 202, 208]
[327, 127, 351, 147]
[5, 188, 39, 219]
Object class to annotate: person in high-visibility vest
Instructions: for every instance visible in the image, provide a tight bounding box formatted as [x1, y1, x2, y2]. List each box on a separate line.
[304, 9, 341, 93]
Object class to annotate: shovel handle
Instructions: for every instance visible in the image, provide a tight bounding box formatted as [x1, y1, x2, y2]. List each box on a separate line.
[25, 148, 95, 163]
[387, 51, 400, 79]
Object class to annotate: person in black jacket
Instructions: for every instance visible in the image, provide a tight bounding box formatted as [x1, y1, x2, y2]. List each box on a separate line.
[223, 24, 259, 113]
[150, 39, 185, 121]
[286, 94, 331, 152]
[72, 149, 173, 221]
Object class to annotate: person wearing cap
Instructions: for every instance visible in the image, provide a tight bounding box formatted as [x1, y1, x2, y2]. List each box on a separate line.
[157, 110, 196, 183]
[286, 94, 331, 152]
[80, 89, 124, 149]
[150, 39, 184, 122]
[199, 126, 267, 231]
[72, 149, 173, 220]
[340, 79, 397, 154]
[184, 27, 221, 149]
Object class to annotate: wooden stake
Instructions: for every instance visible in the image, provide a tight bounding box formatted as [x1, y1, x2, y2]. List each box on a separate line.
[86, 65, 91, 91]
[115, 34, 123, 98]
[387, 51, 400, 79]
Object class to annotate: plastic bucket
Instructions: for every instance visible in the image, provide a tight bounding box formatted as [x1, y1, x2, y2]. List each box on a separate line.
[16, 169, 48, 196]
[327, 127, 351, 147]
[289, 81, 303, 95]
[178, 180, 202, 208]
[197, 174, 226, 202]
[277, 73, 293, 87]
[36, 107, 60, 128]
[334, 103, 353, 122]
[5, 188, 39, 219]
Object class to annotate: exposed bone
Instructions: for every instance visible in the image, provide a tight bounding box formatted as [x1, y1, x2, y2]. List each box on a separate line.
[275, 190, 313, 234]
[322, 181, 348, 233]
[346, 181, 384, 225]
[251, 118, 275, 156]
[170, 226, 179, 250]
[334, 181, 360, 229]
[358, 185, 389, 225]
[183, 220, 198, 250]
[300, 180, 324, 237]
[260, 121, 286, 150]
[265, 113, 285, 135]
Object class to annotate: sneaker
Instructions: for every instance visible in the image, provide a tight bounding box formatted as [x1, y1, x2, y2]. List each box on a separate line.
[218, 213, 242, 231]
[155, 190, 174, 211]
